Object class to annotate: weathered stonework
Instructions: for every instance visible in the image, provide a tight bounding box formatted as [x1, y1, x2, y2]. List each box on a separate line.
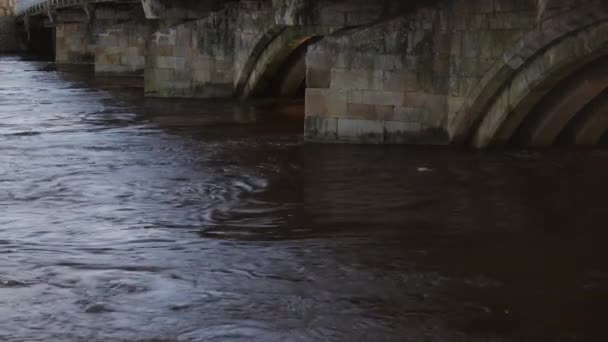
[145, 0, 396, 99]
[0, 0, 12, 16]
[304, 0, 605, 145]
[56, 23, 96, 64]
[472, 21, 608, 148]
[449, 0, 608, 145]
[145, 0, 282, 98]
[145, 6, 237, 98]
[14, 0, 608, 147]
[304, 6, 458, 144]
[53, 5, 147, 69]
[96, 22, 149, 75]
[0, 0, 16, 52]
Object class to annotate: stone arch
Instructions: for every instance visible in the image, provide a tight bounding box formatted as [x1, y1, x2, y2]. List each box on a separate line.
[447, 1, 608, 145]
[236, 25, 333, 100]
[518, 57, 608, 147]
[472, 21, 608, 148]
[233, 25, 287, 97]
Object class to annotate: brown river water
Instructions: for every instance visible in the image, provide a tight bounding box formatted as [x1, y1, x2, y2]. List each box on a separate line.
[1, 55, 608, 341]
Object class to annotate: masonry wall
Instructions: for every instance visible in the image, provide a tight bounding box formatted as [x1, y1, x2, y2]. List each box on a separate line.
[56, 23, 96, 64]
[304, 0, 543, 144]
[145, 0, 279, 98]
[234, 0, 392, 97]
[145, 6, 237, 98]
[146, 0, 401, 99]
[96, 22, 149, 75]
[0, 0, 17, 52]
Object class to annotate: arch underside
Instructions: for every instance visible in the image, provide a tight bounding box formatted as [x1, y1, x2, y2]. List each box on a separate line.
[469, 21, 608, 148]
[446, 1, 608, 148]
[237, 25, 333, 100]
[515, 57, 608, 147]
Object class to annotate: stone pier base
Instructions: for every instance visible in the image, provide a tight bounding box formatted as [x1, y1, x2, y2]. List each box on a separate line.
[0, 0, 17, 52]
[0, 17, 17, 52]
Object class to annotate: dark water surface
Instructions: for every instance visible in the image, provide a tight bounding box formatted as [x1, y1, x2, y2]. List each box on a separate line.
[1, 55, 608, 341]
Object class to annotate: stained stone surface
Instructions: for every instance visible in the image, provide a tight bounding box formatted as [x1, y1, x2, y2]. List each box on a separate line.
[0, 0, 16, 52]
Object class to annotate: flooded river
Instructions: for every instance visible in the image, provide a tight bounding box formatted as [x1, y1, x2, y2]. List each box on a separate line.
[1, 55, 608, 341]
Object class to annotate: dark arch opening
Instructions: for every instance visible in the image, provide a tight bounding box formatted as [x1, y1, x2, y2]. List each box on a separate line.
[17, 19, 55, 60]
[251, 36, 323, 100]
[29, 27, 54, 59]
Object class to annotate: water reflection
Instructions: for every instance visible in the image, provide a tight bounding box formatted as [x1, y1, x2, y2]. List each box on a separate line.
[1, 55, 608, 341]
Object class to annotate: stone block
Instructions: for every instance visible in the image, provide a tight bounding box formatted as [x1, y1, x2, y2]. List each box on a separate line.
[382, 70, 419, 92]
[346, 10, 382, 26]
[212, 60, 234, 83]
[96, 64, 129, 74]
[346, 103, 375, 120]
[127, 55, 145, 70]
[403, 92, 446, 125]
[348, 52, 377, 70]
[347, 90, 404, 106]
[307, 67, 331, 89]
[101, 46, 124, 55]
[157, 46, 175, 57]
[337, 118, 384, 144]
[193, 65, 212, 83]
[394, 106, 425, 122]
[0, 17, 17, 52]
[325, 89, 348, 117]
[156, 56, 186, 70]
[98, 34, 119, 48]
[305, 88, 327, 117]
[154, 68, 176, 81]
[384, 121, 423, 144]
[193, 54, 210, 66]
[99, 53, 120, 65]
[304, 116, 338, 142]
[319, 9, 347, 27]
[375, 54, 405, 71]
[56, 51, 68, 63]
[127, 46, 140, 57]
[163, 81, 192, 90]
[331, 68, 383, 90]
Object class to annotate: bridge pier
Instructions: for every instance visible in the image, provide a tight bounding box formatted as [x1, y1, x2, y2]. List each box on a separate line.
[0, 0, 17, 52]
[12, 0, 608, 148]
[55, 23, 95, 64]
[95, 22, 149, 75]
[144, 7, 237, 98]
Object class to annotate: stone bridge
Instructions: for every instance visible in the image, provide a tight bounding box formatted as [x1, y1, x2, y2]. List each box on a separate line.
[6, 0, 608, 147]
